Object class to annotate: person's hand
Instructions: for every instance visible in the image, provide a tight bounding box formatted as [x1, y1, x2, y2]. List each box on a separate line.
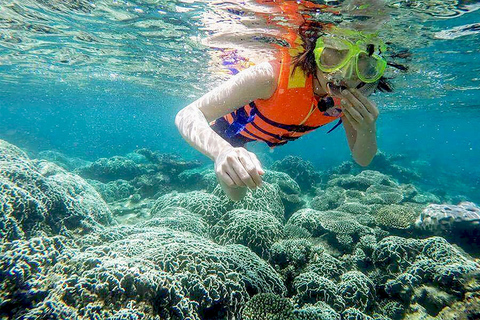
[340, 88, 379, 133]
[214, 147, 264, 189]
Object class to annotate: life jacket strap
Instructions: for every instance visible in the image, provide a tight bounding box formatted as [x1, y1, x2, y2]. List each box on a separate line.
[225, 103, 257, 138]
[327, 118, 343, 133]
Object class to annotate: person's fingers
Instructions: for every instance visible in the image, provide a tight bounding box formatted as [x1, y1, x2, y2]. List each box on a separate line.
[342, 90, 371, 120]
[341, 98, 363, 123]
[248, 151, 264, 180]
[351, 89, 379, 118]
[216, 167, 236, 187]
[225, 167, 246, 187]
[230, 156, 257, 189]
[342, 107, 360, 131]
[240, 154, 262, 188]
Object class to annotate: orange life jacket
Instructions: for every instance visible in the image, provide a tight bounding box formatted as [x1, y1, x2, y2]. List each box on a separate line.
[221, 44, 343, 147]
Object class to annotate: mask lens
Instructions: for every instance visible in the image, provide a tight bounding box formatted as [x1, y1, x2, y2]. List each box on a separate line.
[320, 47, 350, 69]
[357, 52, 384, 82]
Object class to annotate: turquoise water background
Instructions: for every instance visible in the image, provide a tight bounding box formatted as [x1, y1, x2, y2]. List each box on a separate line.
[0, 0, 479, 201]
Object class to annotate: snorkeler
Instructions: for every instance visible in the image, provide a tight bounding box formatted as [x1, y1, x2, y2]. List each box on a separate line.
[175, 24, 393, 201]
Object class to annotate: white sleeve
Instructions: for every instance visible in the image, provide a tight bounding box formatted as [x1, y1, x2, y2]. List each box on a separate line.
[175, 62, 276, 160]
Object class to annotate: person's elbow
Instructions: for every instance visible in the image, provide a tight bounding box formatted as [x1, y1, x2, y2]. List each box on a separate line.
[355, 158, 372, 167]
[175, 106, 193, 131]
[352, 146, 377, 167]
[174, 108, 185, 130]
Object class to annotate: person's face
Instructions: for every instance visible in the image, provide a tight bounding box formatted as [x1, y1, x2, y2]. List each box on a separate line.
[314, 41, 380, 98]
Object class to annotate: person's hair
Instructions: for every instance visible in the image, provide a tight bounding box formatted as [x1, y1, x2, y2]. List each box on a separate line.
[291, 21, 408, 93]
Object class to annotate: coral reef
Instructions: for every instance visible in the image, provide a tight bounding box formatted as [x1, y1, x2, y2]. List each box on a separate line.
[75, 156, 146, 182]
[1, 224, 286, 319]
[213, 182, 285, 223]
[0, 140, 113, 243]
[151, 191, 226, 225]
[287, 209, 374, 252]
[374, 203, 422, 231]
[211, 209, 284, 259]
[263, 170, 306, 218]
[2, 140, 479, 320]
[270, 156, 320, 192]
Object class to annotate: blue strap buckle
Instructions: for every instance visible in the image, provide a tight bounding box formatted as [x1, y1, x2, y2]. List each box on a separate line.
[225, 106, 257, 138]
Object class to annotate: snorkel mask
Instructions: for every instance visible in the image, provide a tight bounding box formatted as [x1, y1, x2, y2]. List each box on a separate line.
[313, 27, 387, 84]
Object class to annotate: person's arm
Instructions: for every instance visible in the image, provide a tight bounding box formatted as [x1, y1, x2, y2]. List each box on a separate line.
[175, 61, 277, 200]
[340, 88, 378, 166]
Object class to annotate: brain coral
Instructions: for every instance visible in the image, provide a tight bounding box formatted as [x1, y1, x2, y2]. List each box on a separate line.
[294, 301, 340, 320]
[211, 209, 284, 259]
[372, 236, 479, 314]
[142, 206, 209, 237]
[305, 252, 346, 281]
[269, 238, 313, 270]
[337, 271, 375, 311]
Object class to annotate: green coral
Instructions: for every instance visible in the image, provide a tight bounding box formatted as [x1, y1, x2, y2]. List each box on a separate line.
[305, 252, 346, 281]
[328, 170, 396, 192]
[373, 236, 479, 313]
[0, 139, 28, 162]
[142, 206, 209, 237]
[373, 236, 421, 275]
[287, 209, 373, 251]
[341, 308, 374, 320]
[212, 209, 284, 259]
[374, 204, 421, 230]
[365, 185, 404, 205]
[263, 170, 302, 195]
[3, 224, 286, 319]
[294, 301, 340, 320]
[293, 272, 344, 310]
[310, 187, 346, 211]
[1, 142, 113, 243]
[270, 156, 320, 192]
[213, 182, 285, 222]
[151, 191, 226, 225]
[270, 238, 312, 269]
[75, 156, 145, 182]
[242, 293, 295, 320]
[338, 271, 375, 311]
[338, 202, 373, 215]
